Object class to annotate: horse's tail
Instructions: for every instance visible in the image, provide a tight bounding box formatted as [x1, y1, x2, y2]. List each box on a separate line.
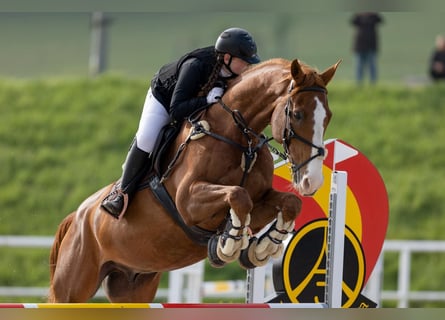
[49, 212, 74, 283]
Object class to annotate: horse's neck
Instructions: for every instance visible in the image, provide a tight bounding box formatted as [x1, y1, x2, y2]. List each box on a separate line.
[226, 68, 289, 132]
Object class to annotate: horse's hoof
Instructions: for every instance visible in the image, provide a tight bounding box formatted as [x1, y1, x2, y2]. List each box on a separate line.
[238, 237, 258, 269]
[207, 235, 226, 268]
[238, 237, 270, 268]
[216, 243, 241, 263]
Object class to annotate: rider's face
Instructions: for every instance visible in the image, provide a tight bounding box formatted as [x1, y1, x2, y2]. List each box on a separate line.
[224, 54, 249, 75]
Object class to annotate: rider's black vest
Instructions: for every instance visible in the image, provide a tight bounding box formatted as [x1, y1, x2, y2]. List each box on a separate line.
[150, 46, 217, 109]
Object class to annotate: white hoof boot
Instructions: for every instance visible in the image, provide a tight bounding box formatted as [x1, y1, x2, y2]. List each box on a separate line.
[219, 209, 251, 260]
[255, 212, 295, 261]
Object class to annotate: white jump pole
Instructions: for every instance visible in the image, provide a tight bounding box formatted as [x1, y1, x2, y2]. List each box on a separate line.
[245, 244, 267, 303]
[325, 170, 347, 308]
[245, 170, 348, 308]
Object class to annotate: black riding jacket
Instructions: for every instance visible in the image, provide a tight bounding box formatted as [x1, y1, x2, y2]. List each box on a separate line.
[151, 46, 222, 122]
[351, 13, 383, 53]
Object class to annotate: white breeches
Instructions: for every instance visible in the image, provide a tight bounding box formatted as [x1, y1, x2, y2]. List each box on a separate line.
[135, 88, 170, 153]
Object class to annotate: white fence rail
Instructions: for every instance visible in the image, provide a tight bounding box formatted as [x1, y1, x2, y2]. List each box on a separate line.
[0, 236, 242, 302]
[1, 236, 445, 307]
[364, 240, 445, 307]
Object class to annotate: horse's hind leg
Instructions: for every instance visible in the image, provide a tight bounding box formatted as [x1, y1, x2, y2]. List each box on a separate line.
[49, 232, 102, 302]
[103, 271, 162, 302]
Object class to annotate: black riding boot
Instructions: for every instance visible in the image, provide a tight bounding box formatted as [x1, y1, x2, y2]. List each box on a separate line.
[101, 141, 151, 219]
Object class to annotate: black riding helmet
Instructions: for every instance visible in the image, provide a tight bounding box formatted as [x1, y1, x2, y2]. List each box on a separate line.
[215, 27, 260, 64]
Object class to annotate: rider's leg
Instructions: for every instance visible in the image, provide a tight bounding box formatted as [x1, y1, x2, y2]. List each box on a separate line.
[101, 88, 170, 219]
[101, 140, 151, 219]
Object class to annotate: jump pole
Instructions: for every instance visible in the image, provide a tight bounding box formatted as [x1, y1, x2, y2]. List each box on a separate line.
[246, 170, 348, 308]
[325, 170, 347, 308]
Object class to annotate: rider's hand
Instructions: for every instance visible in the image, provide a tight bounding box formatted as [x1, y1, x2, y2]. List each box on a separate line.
[206, 87, 224, 104]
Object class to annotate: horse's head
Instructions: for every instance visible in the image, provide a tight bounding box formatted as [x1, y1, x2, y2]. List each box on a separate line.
[271, 59, 341, 196]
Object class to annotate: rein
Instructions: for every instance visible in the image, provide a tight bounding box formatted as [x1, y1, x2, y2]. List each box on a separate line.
[161, 81, 328, 185]
[190, 99, 270, 186]
[159, 101, 269, 186]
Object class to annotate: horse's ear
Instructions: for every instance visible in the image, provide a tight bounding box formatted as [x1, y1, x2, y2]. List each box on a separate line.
[290, 59, 305, 85]
[320, 59, 342, 85]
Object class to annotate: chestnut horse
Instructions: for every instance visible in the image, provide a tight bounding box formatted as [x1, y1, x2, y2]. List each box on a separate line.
[48, 58, 340, 303]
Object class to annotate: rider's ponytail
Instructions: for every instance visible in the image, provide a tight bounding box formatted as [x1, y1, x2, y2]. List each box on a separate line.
[200, 53, 225, 96]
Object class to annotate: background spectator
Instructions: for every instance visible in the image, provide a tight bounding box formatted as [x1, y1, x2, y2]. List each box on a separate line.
[351, 12, 383, 85]
[429, 34, 445, 81]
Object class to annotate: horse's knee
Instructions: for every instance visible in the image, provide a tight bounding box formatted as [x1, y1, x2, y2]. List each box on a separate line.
[227, 186, 253, 216]
[280, 193, 302, 221]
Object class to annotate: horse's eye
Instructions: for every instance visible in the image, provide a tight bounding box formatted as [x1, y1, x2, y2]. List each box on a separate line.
[293, 110, 304, 121]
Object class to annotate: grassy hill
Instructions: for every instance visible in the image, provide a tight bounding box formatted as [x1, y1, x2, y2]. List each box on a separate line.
[2, 77, 445, 239]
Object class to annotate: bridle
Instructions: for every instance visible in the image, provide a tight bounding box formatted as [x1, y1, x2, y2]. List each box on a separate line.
[282, 81, 328, 176]
[162, 80, 329, 186]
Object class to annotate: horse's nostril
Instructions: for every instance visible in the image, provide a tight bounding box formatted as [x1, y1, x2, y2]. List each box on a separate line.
[303, 177, 311, 190]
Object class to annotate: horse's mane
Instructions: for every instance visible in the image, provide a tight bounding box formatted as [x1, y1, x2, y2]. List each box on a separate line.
[243, 58, 292, 79]
[233, 58, 327, 90]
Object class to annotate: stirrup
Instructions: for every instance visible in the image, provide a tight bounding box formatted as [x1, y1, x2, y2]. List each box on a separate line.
[101, 188, 129, 220]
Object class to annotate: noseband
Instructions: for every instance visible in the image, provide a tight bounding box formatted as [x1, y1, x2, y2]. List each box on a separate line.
[282, 82, 327, 175]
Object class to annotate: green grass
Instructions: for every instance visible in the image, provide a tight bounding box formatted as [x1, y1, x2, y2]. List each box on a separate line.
[2, 78, 444, 239]
[326, 82, 445, 239]
[0, 77, 146, 235]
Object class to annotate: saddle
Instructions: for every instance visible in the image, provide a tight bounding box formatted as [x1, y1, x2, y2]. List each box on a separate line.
[151, 123, 181, 176]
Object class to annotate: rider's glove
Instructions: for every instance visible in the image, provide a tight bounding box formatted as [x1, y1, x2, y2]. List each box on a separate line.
[206, 87, 224, 104]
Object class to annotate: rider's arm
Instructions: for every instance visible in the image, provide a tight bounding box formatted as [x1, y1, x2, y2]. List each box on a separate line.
[169, 58, 208, 122]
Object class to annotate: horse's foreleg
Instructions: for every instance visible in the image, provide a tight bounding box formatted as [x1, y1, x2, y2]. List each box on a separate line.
[240, 190, 301, 268]
[179, 182, 254, 265]
[213, 207, 251, 262]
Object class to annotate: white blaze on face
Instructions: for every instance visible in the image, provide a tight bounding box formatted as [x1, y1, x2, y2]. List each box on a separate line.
[298, 96, 326, 195]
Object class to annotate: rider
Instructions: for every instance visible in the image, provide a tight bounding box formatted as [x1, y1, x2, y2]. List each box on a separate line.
[101, 27, 260, 219]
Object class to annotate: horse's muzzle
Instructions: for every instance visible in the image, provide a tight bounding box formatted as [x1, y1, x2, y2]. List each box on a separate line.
[293, 172, 323, 197]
